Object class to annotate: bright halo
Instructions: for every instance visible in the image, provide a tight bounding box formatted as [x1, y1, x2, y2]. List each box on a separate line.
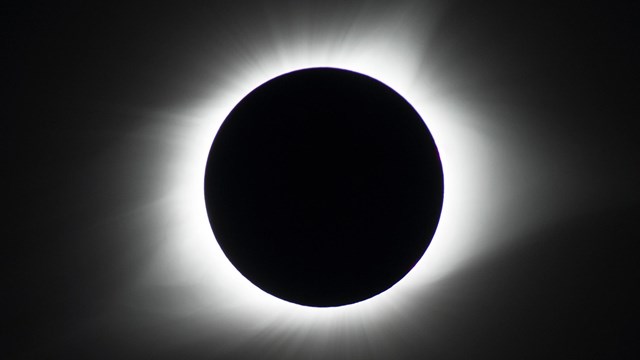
[135, 3, 519, 340]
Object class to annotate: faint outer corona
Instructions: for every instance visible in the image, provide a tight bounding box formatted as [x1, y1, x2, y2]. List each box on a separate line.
[205, 68, 444, 307]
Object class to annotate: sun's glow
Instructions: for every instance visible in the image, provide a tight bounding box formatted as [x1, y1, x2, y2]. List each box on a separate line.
[130, 3, 530, 350]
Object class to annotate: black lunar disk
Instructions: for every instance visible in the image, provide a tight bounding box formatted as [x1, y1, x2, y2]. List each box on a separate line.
[205, 68, 443, 307]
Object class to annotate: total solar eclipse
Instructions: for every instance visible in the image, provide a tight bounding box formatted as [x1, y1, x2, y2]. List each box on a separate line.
[204, 68, 443, 307]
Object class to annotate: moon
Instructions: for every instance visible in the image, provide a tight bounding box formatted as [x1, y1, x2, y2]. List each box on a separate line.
[204, 68, 444, 307]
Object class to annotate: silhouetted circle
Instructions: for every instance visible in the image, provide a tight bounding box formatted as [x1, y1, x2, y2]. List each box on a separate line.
[205, 68, 443, 307]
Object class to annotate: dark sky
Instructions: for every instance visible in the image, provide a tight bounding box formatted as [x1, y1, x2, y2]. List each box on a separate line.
[5, 1, 639, 359]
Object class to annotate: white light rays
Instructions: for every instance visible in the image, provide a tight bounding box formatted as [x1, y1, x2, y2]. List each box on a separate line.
[130, 1, 536, 354]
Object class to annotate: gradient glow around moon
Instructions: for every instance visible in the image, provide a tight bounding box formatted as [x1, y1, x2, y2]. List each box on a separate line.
[119, 2, 569, 356]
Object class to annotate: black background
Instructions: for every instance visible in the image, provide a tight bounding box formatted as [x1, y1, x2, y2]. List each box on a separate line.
[5, 1, 639, 358]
